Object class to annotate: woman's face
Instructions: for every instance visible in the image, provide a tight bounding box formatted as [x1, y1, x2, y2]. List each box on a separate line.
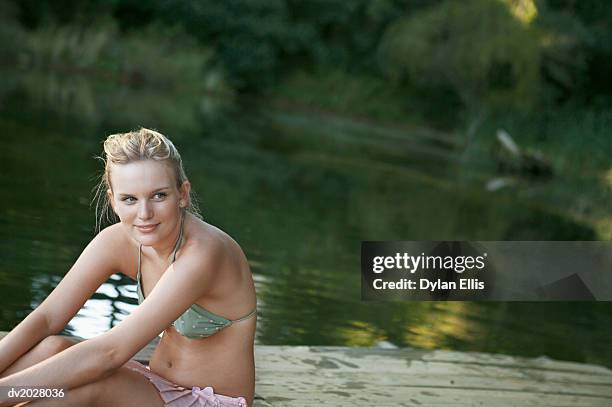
[107, 160, 189, 246]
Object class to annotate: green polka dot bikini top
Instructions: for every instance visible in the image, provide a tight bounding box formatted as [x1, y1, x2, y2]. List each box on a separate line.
[136, 215, 257, 339]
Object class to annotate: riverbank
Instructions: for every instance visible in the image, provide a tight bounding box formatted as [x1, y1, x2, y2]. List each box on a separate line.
[266, 68, 611, 177]
[3, 17, 609, 179]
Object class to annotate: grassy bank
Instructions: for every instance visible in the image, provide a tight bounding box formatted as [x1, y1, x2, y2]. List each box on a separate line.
[265, 67, 464, 131]
[267, 68, 611, 175]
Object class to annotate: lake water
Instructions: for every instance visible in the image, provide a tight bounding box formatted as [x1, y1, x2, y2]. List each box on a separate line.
[1, 70, 610, 369]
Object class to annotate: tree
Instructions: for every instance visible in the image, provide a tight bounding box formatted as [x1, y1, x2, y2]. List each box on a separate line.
[378, 0, 541, 110]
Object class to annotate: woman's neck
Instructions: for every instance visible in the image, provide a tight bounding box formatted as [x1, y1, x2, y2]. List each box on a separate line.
[142, 212, 186, 263]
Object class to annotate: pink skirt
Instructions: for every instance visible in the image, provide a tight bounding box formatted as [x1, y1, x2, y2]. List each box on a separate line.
[124, 360, 248, 407]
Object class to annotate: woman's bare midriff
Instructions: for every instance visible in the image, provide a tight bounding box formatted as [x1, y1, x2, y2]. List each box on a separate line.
[150, 320, 256, 403]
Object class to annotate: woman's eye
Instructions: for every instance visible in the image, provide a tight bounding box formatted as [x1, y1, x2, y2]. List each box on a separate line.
[153, 192, 167, 199]
[121, 197, 136, 203]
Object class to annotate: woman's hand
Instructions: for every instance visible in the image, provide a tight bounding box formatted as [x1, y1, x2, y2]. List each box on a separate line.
[0, 337, 115, 405]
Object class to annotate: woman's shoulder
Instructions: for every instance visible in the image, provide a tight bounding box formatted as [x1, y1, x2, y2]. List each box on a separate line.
[96, 222, 133, 248]
[181, 217, 248, 275]
[182, 217, 253, 306]
[94, 223, 137, 277]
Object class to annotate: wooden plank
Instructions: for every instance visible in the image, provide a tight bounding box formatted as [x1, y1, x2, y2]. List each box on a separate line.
[256, 371, 612, 398]
[253, 346, 612, 406]
[256, 387, 610, 407]
[256, 355, 612, 386]
[255, 346, 612, 376]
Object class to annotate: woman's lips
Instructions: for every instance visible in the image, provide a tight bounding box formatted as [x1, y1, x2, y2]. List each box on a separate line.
[135, 223, 159, 233]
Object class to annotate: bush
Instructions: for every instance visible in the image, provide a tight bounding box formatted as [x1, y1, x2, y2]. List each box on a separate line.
[0, 0, 26, 64]
[23, 19, 114, 70]
[18, 18, 231, 93]
[378, 0, 541, 110]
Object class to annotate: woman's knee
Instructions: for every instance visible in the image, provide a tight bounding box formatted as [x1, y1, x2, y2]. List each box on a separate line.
[30, 367, 163, 406]
[0, 336, 77, 381]
[73, 367, 161, 407]
[35, 369, 118, 406]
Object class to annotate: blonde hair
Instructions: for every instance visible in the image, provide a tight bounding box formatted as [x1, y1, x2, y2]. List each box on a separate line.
[93, 128, 201, 232]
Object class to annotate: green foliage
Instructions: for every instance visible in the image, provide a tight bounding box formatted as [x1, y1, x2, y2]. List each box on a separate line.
[0, 0, 26, 63]
[268, 67, 411, 122]
[18, 19, 230, 93]
[148, 0, 299, 90]
[23, 19, 115, 70]
[7, 0, 612, 108]
[113, 23, 215, 90]
[379, 0, 541, 109]
[13, 0, 114, 27]
[476, 107, 612, 175]
[535, 10, 590, 102]
[534, 1, 611, 103]
[140, 0, 409, 90]
[283, 0, 406, 70]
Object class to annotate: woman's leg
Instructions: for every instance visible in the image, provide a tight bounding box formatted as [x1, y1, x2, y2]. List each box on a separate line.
[0, 336, 77, 379]
[1, 336, 164, 406]
[27, 366, 165, 407]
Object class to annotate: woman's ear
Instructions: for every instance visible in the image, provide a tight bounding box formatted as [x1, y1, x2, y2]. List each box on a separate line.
[180, 181, 191, 207]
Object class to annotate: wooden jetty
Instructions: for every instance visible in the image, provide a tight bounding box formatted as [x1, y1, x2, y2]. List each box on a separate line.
[2, 333, 612, 406]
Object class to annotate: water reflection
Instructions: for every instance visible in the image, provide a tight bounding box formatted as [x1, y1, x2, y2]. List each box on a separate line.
[65, 275, 138, 338]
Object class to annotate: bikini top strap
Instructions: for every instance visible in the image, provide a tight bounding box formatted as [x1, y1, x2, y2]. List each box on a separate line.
[170, 212, 186, 263]
[137, 243, 142, 279]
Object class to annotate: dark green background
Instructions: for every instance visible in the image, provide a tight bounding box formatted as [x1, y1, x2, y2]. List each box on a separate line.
[0, 0, 610, 369]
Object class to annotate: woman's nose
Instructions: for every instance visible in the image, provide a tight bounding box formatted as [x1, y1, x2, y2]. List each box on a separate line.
[137, 201, 153, 219]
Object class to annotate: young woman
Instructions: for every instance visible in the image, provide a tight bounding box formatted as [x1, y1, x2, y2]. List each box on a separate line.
[0, 128, 257, 406]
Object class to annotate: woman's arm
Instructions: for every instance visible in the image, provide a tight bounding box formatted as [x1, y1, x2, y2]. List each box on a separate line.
[0, 238, 219, 405]
[0, 225, 121, 376]
[0, 310, 50, 375]
[0, 335, 114, 405]
[0, 225, 124, 404]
